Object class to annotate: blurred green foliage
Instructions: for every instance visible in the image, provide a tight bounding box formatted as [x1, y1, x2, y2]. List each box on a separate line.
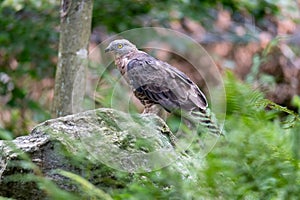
[0, 1, 58, 78]
[92, 0, 281, 32]
[2, 72, 299, 199]
[0, 0, 293, 137]
[0, 1, 58, 137]
[205, 72, 300, 199]
[0, 0, 299, 199]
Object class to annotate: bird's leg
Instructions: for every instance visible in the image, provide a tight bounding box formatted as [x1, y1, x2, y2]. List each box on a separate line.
[142, 104, 167, 120]
[142, 104, 176, 146]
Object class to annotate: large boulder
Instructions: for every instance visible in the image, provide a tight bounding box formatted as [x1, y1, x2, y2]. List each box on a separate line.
[0, 108, 190, 199]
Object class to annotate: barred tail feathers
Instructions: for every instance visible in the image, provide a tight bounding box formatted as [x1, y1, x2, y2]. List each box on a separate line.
[190, 109, 223, 136]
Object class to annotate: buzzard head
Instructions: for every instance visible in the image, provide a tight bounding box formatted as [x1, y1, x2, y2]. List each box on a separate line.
[105, 39, 138, 57]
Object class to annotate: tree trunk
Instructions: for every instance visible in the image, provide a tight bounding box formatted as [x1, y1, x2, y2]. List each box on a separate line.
[52, 0, 93, 117]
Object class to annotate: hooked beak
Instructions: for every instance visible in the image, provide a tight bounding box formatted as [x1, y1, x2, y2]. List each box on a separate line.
[105, 45, 112, 53]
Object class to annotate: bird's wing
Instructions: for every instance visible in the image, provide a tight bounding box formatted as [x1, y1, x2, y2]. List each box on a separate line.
[126, 53, 207, 112]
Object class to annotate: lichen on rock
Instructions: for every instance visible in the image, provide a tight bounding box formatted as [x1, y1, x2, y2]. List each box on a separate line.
[0, 108, 192, 199]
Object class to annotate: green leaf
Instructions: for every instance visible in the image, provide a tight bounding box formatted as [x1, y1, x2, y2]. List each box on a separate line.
[56, 170, 113, 200]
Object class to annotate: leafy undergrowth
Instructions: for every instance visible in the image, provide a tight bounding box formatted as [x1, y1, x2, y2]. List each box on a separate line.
[196, 72, 300, 199]
[1, 72, 299, 200]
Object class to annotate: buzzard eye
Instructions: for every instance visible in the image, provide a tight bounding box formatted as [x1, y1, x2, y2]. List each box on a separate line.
[118, 44, 123, 49]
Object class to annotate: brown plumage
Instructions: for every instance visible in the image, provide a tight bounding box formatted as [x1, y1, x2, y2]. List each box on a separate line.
[105, 39, 222, 135]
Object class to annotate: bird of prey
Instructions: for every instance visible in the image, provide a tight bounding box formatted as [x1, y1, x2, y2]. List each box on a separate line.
[105, 39, 222, 135]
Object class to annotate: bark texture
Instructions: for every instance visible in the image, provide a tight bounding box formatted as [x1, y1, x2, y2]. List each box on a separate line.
[52, 0, 93, 117]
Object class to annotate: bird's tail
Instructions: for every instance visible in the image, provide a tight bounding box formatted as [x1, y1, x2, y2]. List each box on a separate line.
[189, 108, 224, 136]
